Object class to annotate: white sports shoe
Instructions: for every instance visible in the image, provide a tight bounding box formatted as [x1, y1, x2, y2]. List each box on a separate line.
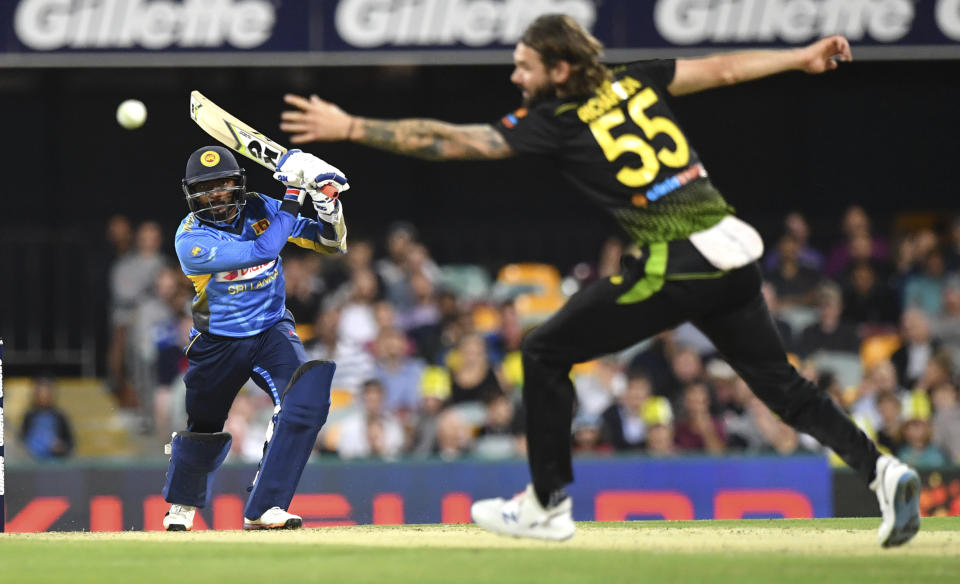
[243, 507, 303, 530]
[163, 504, 196, 532]
[870, 455, 921, 548]
[471, 484, 575, 541]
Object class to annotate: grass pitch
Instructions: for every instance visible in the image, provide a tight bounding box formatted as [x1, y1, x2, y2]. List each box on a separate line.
[1, 518, 958, 584]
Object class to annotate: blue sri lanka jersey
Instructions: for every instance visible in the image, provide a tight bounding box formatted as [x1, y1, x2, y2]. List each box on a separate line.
[174, 192, 344, 337]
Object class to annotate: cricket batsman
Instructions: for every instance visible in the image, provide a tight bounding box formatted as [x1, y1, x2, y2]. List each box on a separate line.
[161, 145, 347, 530]
[280, 14, 921, 546]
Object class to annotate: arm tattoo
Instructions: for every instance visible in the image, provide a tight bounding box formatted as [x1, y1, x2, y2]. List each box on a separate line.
[355, 119, 514, 160]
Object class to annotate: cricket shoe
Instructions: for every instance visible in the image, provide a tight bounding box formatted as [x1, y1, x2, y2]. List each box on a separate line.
[243, 507, 303, 530]
[870, 455, 921, 548]
[471, 484, 575, 541]
[163, 504, 196, 531]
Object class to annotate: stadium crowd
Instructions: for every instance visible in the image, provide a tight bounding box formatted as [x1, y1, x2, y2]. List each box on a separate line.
[97, 205, 960, 468]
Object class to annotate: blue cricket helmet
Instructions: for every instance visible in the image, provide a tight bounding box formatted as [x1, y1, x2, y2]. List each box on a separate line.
[182, 145, 248, 225]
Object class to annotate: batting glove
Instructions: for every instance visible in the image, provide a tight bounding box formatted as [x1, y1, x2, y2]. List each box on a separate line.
[274, 149, 349, 195]
[309, 188, 342, 224]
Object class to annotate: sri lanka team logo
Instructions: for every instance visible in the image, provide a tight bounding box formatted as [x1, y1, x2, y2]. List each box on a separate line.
[201, 150, 220, 167]
[252, 219, 270, 235]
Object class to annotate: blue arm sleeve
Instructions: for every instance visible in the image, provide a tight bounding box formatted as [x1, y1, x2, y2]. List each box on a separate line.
[176, 203, 299, 274]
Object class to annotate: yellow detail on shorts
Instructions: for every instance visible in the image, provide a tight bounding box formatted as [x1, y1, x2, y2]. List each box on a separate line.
[200, 150, 220, 167]
[610, 275, 623, 285]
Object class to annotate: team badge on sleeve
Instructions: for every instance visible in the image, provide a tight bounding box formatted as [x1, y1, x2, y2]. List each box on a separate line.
[252, 219, 270, 235]
[500, 107, 528, 129]
[191, 246, 206, 257]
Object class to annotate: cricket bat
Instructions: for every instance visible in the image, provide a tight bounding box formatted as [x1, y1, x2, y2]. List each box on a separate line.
[190, 90, 288, 171]
[189, 90, 340, 198]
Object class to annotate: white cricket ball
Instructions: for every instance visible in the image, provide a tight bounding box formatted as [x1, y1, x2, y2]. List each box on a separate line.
[116, 99, 147, 130]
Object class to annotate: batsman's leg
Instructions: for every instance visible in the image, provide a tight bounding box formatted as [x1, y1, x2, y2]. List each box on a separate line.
[243, 360, 333, 528]
[162, 431, 232, 531]
[163, 334, 251, 531]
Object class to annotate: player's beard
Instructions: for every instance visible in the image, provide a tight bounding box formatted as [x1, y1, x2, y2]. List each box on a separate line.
[522, 81, 558, 108]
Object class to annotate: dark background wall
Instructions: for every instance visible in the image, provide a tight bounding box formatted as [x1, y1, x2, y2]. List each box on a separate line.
[2, 60, 959, 265]
[0, 60, 958, 374]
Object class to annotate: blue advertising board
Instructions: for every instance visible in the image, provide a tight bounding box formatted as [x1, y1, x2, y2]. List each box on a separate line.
[2, 0, 960, 66]
[2, 455, 832, 531]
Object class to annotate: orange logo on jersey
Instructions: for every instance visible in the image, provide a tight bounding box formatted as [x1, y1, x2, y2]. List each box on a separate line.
[252, 219, 270, 235]
[200, 150, 220, 167]
[500, 107, 528, 129]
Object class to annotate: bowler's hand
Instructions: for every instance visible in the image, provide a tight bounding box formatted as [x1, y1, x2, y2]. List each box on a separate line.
[799, 35, 852, 74]
[281, 94, 355, 144]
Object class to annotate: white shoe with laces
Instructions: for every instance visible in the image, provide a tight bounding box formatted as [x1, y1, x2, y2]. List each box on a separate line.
[471, 484, 575, 541]
[243, 507, 303, 530]
[870, 455, 921, 548]
[163, 504, 196, 532]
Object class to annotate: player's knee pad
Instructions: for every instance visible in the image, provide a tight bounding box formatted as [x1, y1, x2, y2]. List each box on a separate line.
[162, 431, 232, 508]
[277, 360, 334, 429]
[243, 361, 334, 519]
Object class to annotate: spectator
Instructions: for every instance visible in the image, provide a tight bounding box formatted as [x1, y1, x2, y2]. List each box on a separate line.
[944, 216, 960, 271]
[930, 382, 960, 464]
[824, 205, 890, 278]
[673, 382, 726, 454]
[600, 370, 655, 451]
[108, 220, 168, 407]
[487, 300, 525, 364]
[337, 380, 405, 460]
[796, 282, 861, 357]
[850, 360, 907, 431]
[765, 233, 822, 307]
[473, 394, 524, 459]
[661, 346, 705, 403]
[841, 260, 900, 328]
[764, 211, 824, 272]
[572, 357, 623, 418]
[931, 278, 960, 364]
[131, 267, 192, 434]
[336, 267, 381, 348]
[891, 309, 941, 389]
[897, 418, 948, 467]
[447, 333, 505, 405]
[19, 376, 75, 460]
[408, 366, 452, 457]
[376, 222, 420, 310]
[903, 248, 948, 315]
[304, 308, 375, 394]
[373, 327, 426, 416]
[399, 269, 443, 362]
[571, 413, 611, 456]
[876, 391, 904, 454]
[434, 408, 472, 461]
[645, 422, 677, 457]
[911, 350, 954, 396]
[283, 254, 321, 325]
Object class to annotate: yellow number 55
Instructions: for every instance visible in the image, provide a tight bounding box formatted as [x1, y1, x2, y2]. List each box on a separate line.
[588, 87, 690, 188]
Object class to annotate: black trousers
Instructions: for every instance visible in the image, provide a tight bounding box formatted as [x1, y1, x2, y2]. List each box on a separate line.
[522, 239, 879, 501]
